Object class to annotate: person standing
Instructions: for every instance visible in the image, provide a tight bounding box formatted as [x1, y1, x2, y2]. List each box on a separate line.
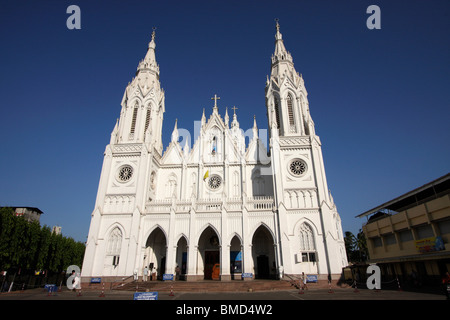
[301, 272, 308, 290]
[72, 272, 81, 295]
[143, 266, 149, 282]
[175, 265, 180, 281]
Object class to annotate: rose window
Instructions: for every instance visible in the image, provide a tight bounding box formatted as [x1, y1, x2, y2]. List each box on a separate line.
[208, 175, 222, 190]
[118, 165, 133, 182]
[290, 160, 307, 176]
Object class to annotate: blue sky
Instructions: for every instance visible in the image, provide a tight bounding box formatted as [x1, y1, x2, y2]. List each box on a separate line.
[0, 0, 449, 243]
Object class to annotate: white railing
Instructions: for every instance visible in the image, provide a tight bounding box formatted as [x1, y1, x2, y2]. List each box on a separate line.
[246, 196, 275, 211]
[146, 199, 172, 212]
[145, 196, 274, 214]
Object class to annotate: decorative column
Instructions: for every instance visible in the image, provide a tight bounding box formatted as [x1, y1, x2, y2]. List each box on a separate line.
[186, 245, 199, 281]
[221, 244, 231, 281]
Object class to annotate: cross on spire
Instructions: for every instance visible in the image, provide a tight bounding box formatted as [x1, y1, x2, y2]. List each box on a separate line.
[232, 106, 238, 114]
[211, 94, 220, 108]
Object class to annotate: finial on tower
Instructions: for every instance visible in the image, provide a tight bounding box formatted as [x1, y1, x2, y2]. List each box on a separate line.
[152, 27, 156, 41]
[274, 18, 282, 40]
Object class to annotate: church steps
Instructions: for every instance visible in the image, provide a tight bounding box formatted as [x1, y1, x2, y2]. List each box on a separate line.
[82, 279, 344, 293]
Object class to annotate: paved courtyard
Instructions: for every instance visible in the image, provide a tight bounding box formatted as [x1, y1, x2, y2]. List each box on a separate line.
[0, 287, 446, 300]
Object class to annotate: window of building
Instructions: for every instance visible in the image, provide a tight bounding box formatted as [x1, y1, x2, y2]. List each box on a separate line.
[299, 223, 315, 251]
[416, 224, 434, 239]
[384, 233, 397, 245]
[287, 94, 295, 132]
[274, 98, 281, 130]
[398, 229, 413, 242]
[299, 223, 316, 262]
[437, 219, 450, 235]
[144, 108, 151, 133]
[107, 227, 122, 267]
[130, 104, 138, 135]
[372, 237, 382, 248]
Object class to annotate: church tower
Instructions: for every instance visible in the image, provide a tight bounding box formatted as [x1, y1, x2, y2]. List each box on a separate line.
[82, 30, 165, 278]
[266, 21, 347, 278]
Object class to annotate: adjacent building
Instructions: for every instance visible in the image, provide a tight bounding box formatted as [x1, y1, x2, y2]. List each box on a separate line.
[1, 207, 44, 223]
[356, 173, 450, 284]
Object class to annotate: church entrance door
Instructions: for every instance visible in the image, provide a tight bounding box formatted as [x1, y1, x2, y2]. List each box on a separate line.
[204, 250, 220, 280]
[257, 255, 269, 279]
[252, 225, 275, 279]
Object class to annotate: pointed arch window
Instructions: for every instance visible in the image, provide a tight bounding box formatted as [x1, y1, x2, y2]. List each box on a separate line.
[144, 107, 151, 133]
[107, 227, 123, 266]
[130, 103, 139, 137]
[211, 136, 217, 155]
[233, 171, 239, 197]
[299, 223, 316, 262]
[274, 98, 281, 130]
[166, 174, 178, 199]
[287, 94, 296, 133]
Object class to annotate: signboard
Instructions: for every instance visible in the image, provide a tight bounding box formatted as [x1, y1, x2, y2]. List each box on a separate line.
[242, 273, 253, 278]
[163, 274, 174, 281]
[133, 292, 158, 300]
[44, 284, 56, 292]
[90, 277, 102, 283]
[306, 275, 318, 283]
[415, 236, 445, 253]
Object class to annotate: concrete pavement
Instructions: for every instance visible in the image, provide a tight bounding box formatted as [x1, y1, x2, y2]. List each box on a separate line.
[0, 287, 446, 300]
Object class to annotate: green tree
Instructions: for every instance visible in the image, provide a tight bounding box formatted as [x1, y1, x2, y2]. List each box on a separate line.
[344, 230, 369, 263]
[0, 208, 15, 269]
[0, 208, 85, 274]
[355, 230, 369, 262]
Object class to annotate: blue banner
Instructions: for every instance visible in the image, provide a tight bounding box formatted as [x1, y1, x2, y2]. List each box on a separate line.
[90, 277, 102, 283]
[242, 273, 253, 278]
[306, 275, 318, 283]
[163, 274, 174, 281]
[133, 292, 158, 300]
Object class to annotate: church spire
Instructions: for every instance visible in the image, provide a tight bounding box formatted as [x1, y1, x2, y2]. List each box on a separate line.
[224, 107, 229, 127]
[231, 106, 239, 128]
[171, 118, 179, 143]
[201, 108, 206, 128]
[137, 28, 160, 76]
[271, 20, 293, 66]
[252, 115, 258, 140]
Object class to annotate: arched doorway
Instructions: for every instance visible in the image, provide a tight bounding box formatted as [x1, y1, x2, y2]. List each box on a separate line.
[230, 235, 242, 279]
[145, 227, 167, 280]
[252, 225, 276, 279]
[198, 226, 220, 280]
[175, 236, 188, 280]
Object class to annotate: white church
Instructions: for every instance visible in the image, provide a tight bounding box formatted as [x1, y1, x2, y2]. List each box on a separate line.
[81, 22, 348, 282]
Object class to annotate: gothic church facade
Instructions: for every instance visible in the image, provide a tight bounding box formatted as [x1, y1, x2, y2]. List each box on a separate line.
[81, 23, 348, 282]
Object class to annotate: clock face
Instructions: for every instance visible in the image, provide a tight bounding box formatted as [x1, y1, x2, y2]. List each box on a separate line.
[289, 159, 307, 176]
